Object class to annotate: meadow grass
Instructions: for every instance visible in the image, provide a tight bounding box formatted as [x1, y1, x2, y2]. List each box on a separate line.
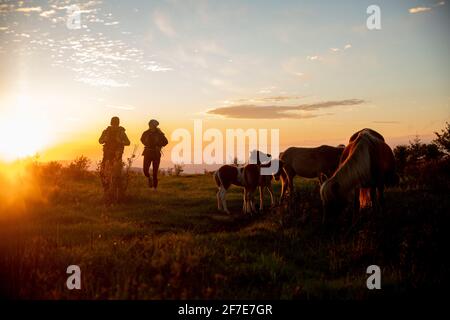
[0, 173, 448, 299]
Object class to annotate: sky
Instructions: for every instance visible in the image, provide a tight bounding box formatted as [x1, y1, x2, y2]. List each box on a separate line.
[0, 0, 449, 169]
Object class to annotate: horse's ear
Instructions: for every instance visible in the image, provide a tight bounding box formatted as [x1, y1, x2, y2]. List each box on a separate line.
[319, 173, 328, 185]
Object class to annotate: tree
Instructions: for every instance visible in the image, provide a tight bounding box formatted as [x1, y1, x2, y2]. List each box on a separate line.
[393, 145, 409, 172]
[423, 143, 443, 161]
[66, 155, 91, 179]
[408, 135, 424, 163]
[433, 122, 450, 155]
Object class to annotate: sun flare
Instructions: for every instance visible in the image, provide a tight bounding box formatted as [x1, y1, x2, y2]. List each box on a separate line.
[0, 95, 52, 161]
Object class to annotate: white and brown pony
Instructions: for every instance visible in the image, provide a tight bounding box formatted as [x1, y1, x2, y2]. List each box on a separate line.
[320, 129, 398, 219]
[214, 151, 275, 214]
[274, 145, 344, 203]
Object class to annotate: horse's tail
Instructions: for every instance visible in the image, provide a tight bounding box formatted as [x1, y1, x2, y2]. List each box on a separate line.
[359, 188, 372, 208]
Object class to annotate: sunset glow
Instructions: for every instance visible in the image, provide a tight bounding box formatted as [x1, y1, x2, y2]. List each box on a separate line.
[0, 94, 52, 160]
[0, 0, 448, 167]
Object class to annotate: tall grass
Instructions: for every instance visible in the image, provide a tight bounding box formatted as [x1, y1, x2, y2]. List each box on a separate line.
[0, 160, 448, 299]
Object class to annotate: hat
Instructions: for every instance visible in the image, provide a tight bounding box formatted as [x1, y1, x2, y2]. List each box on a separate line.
[110, 116, 120, 126]
[149, 119, 159, 127]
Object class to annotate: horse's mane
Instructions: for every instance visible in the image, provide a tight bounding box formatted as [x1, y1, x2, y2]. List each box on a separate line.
[322, 131, 381, 203]
[349, 128, 384, 143]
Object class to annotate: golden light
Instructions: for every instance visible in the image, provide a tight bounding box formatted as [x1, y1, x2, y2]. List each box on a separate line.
[0, 94, 52, 161]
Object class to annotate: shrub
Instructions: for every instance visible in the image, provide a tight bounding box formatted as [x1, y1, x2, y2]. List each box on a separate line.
[64, 155, 91, 179]
[173, 164, 184, 176]
[433, 122, 450, 155]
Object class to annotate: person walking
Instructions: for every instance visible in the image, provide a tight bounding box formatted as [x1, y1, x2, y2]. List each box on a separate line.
[140, 119, 168, 190]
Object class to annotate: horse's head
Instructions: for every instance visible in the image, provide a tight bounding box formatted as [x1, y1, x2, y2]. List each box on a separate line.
[320, 177, 348, 222]
[249, 150, 272, 165]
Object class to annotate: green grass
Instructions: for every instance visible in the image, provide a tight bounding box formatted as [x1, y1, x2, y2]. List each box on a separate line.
[0, 173, 448, 299]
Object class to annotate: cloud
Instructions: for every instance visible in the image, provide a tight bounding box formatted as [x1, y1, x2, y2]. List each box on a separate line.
[153, 11, 176, 37]
[227, 96, 302, 104]
[207, 99, 365, 119]
[409, 7, 431, 14]
[16, 7, 42, 13]
[344, 44, 352, 50]
[307, 55, 321, 61]
[40, 10, 55, 18]
[143, 64, 173, 72]
[258, 86, 276, 94]
[409, 1, 446, 14]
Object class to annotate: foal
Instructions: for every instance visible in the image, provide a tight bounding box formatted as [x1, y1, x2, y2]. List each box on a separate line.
[214, 152, 274, 214]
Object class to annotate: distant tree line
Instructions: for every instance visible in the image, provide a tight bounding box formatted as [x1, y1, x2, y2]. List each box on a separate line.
[394, 122, 449, 172]
[393, 122, 450, 191]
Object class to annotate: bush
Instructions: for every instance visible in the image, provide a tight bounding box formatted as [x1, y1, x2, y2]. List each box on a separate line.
[64, 156, 92, 179]
[433, 122, 450, 155]
[173, 164, 184, 176]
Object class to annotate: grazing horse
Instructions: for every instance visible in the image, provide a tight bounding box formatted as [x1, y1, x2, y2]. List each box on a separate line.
[275, 145, 344, 203]
[320, 129, 398, 219]
[214, 151, 274, 214]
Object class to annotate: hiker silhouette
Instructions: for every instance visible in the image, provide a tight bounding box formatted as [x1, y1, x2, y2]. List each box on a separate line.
[140, 119, 168, 190]
[99, 116, 131, 166]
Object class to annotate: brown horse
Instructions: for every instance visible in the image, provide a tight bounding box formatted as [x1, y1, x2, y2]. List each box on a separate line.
[320, 129, 398, 219]
[214, 151, 274, 214]
[275, 145, 344, 203]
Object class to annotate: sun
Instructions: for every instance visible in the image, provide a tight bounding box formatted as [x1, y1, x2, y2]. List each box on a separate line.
[0, 94, 52, 161]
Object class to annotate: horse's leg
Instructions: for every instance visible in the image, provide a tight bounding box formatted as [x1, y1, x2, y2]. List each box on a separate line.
[288, 173, 295, 198]
[221, 188, 230, 214]
[243, 189, 248, 214]
[378, 185, 385, 209]
[259, 186, 264, 212]
[370, 187, 379, 213]
[250, 189, 257, 214]
[353, 187, 360, 223]
[279, 174, 287, 204]
[217, 188, 223, 211]
[242, 189, 245, 213]
[267, 185, 275, 207]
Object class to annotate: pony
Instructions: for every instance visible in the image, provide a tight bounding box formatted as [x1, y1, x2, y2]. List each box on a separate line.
[214, 151, 275, 214]
[274, 145, 345, 203]
[320, 129, 398, 219]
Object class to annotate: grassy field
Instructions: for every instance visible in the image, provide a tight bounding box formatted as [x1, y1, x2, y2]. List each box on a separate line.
[0, 171, 448, 300]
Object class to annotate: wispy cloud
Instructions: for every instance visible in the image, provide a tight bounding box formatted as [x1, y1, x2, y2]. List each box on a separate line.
[207, 99, 365, 119]
[0, 0, 173, 88]
[409, 2, 445, 14]
[223, 95, 302, 105]
[307, 55, 321, 61]
[409, 7, 431, 14]
[40, 10, 55, 18]
[16, 7, 42, 13]
[153, 10, 176, 37]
